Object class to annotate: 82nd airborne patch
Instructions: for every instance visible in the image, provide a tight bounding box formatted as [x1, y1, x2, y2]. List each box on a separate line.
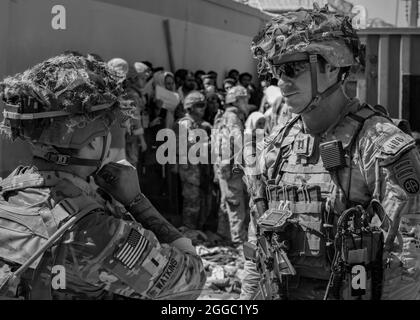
[393, 156, 420, 194]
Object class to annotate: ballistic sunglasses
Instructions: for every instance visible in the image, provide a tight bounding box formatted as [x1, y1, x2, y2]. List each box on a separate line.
[271, 60, 310, 79]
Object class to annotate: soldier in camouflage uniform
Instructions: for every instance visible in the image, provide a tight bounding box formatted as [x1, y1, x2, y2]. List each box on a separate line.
[241, 4, 420, 299]
[174, 91, 212, 230]
[213, 86, 250, 245]
[0, 55, 206, 299]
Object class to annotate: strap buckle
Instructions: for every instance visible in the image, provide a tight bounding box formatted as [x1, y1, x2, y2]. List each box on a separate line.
[309, 54, 318, 63]
[46, 153, 70, 165]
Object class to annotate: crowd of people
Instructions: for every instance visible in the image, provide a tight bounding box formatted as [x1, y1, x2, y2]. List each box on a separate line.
[98, 51, 420, 253]
[74, 51, 293, 248]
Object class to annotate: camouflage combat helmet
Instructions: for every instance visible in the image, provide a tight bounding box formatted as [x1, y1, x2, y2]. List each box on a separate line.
[225, 85, 249, 105]
[0, 54, 135, 167]
[251, 3, 362, 113]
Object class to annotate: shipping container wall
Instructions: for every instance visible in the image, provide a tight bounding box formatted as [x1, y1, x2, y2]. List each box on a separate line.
[358, 29, 420, 131]
[0, 0, 269, 177]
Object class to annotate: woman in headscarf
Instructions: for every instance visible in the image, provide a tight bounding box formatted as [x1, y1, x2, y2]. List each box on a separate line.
[152, 71, 179, 129]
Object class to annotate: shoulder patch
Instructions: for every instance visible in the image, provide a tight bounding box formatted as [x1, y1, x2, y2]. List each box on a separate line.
[391, 152, 420, 194]
[361, 120, 415, 168]
[381, 132, 413, 156]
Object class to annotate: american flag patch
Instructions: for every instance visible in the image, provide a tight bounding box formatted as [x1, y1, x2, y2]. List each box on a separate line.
[115, 229, 149, 269]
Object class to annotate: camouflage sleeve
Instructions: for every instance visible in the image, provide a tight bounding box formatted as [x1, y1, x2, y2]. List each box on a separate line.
[178, 119, 196, 147]
[357, 116, 420, 250]
[65, 212, 206, 299]
[126, 91, 143, 133]
[245, 125, 286, 214]
[222, 112, 244, 168]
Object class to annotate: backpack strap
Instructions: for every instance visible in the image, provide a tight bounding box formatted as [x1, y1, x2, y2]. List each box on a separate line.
[0, 195, 102, 296]
[269, 115, 302, 180]
[345, 103, 387, 149]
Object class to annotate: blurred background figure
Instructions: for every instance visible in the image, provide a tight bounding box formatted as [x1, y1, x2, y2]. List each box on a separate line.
[195, 69, 206, 91]
[107, 57, 130, 163]
[223, 78, 235, 93]
[174, 68, 188, 90]
[239, 72, 260, 108]
[245, 111, 266, 132]
[202, 74, 217, 95]
[227, 69, 239, 84]
[208, 70, 219, 91]
[174, 91, 212, 231]
[413, 132, 420, 153]
[213, 85, 250, 246]
[123, 64, 148, 167]
[178, 71, 197, 102]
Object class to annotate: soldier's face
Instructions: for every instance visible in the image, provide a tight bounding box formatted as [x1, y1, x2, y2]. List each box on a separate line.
[278, 60, 337, 114]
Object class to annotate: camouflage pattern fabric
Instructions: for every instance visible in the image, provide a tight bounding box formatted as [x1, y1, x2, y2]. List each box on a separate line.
[0, 167, 206, 300]
[124, 87, 146, 166]
[251, 4, 362, 77]
[0, 55, 135, 148]
[175, 114, 212, 230]
[179, 164, 201, 230]
[213, 106, 249, 244]
[250, 101, 420, 299]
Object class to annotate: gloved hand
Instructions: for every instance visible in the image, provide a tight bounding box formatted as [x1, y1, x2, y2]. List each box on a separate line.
[94, 162, 141, 206]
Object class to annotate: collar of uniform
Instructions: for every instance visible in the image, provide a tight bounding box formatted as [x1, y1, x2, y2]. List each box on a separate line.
[321, 98, 360, 139]
[38, 170, 97, 198]
[321, 99, 362, 149]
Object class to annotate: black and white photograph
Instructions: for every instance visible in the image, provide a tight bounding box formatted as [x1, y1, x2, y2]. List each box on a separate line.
[0, 0, 419, 310]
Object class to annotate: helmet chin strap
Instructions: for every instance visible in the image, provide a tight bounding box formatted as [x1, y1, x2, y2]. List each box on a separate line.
[34, 135, 109, 174]
[297, 54, 343, 115]
[90, 134, 109, 176]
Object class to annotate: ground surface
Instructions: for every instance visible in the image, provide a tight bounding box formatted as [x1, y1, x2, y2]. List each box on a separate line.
[179, 228, 245, 300]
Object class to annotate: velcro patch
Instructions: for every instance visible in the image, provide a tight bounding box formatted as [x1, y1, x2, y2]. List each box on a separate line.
[146, 256, 179, 299]
[114, 229, 149, 269]
[393, 157, 420, 194]
[381, 132, 412, 156]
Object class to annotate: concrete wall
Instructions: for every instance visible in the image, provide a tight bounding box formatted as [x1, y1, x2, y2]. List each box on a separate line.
[0, 0, 269, 177]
